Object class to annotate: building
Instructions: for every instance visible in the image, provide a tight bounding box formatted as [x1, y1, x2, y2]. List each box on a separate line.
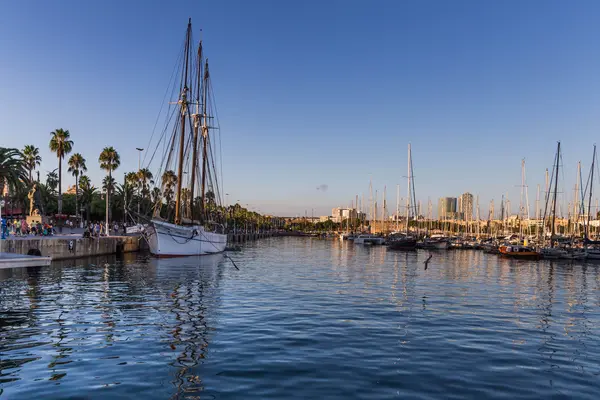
[437, 197, 457, 219]
[331, 207, 358, 223]
[65, 185, 77, 195]
[458, 192, 474, 221]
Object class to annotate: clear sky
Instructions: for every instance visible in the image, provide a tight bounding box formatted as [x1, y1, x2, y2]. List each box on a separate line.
[2, 0, 600, 217]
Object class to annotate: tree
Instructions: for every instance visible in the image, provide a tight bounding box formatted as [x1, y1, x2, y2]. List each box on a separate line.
[102, 176, 116, 194]
[78, 175, 96, 224]
[138, 168, 153, 214]
[0, 147, 29, 197]
[67, 153, 87, 220]
[46, 171, 58, 194]
[161, 170, 177, 215]
[22, 145, 41, 183]
[99, 147, 120, 230]
[49, 128, 73, 215]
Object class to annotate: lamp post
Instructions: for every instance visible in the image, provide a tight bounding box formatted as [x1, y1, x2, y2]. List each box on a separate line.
[136, 148, 144, 215]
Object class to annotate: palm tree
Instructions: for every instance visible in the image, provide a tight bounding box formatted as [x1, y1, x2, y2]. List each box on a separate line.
[0, 147, 29, 199]
[49, 129, 73, 215]
[137, 168, 153, 215]
[22, 145, 42, 182]
[78, 175, 96, 224]
[99, 147, 120, 232]
[67, 153, 87, 220]
[46, 170, 58, 194]
[161, 170, 177, 213]
[102, 176, 116, 194]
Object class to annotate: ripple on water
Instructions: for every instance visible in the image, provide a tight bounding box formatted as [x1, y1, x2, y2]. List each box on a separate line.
[1, 240, 600, 399]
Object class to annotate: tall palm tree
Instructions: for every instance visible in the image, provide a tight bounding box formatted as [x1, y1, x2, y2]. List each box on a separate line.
[99, 147, 120, 233]
[22, 145, 42, 182]
[161, 170, 177, 213]
[138, 168, 154, 214]
[49, 129, 73, 215]
[67, 153, 87, 220]
[78, 175, 95, 224]
[102, 176, 116, 194]
[46, 170, 58, 194]
[0, 147, 29, 199]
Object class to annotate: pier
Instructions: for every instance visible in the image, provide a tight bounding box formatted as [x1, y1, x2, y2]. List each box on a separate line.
[1, 235, 140, 261]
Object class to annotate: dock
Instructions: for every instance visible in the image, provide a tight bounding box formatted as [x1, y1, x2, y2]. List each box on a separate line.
[0, 235, 140, 261]
[0, 252, 52, 268]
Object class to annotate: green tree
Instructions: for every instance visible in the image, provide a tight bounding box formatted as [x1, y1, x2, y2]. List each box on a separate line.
[138, 168, 153, 214]
[46, 170, 58, 194]
[99, 147, 120, 228]
[78, 175, 96, 223]
[49, 128, 73, 215]
[161, 170, 177, 215]
[22, 145, 41, 183]
[67, 153, 87, 220]
[0, 147, 29, 197]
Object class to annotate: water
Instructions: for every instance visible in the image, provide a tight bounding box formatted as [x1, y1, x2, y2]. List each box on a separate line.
[2, 237, 600, 399]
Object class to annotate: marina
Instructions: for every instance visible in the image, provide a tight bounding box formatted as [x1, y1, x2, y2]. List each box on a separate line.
[3, 2, 600, 399]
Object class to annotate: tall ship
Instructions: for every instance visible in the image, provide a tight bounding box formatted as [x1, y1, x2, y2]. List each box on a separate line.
[142, 19, 227, 257]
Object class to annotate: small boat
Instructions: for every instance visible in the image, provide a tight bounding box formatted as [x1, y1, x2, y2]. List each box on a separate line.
[354, 234, 385, 245]
[420, 236, 450, 250]
[540, 247, 567, 259]
[498, 245, 540, 260]
[387, 234, 417, 251]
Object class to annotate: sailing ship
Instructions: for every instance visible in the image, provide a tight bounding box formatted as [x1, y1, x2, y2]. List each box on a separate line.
[388, 144, 417, 251]
[143, 19, 227, 257]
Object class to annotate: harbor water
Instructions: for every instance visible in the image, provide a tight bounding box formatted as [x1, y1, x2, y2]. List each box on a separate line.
[1, 237, 600, 399]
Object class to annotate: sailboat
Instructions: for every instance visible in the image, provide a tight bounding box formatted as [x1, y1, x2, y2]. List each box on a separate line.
[143, 19, 227, 257]
[583, 145, 600, 259]
[388, 144, 417, 250]
[539, 142, 567, 259]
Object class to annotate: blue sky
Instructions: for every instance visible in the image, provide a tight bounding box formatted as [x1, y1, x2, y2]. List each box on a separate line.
[2, 0, 600, 216]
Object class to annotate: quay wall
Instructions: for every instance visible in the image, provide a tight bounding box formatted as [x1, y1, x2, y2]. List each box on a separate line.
[1, 236, 140, 261]
[227, 231, 277, 243]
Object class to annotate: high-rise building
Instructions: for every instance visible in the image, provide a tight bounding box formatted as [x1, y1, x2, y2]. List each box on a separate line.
[458, 192, 474, 221]
[437, 197, 457, 219]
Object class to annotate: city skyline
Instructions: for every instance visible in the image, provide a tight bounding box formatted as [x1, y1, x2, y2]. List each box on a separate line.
[2, 1, 600, 215]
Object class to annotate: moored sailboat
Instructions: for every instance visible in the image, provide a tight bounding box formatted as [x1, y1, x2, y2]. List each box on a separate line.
[142, 19, 227, 257]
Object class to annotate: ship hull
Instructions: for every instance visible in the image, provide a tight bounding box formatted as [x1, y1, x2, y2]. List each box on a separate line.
[145, 219, 227, 257]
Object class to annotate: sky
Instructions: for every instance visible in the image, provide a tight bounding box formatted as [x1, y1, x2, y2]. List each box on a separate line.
[2, 0, 600, 217]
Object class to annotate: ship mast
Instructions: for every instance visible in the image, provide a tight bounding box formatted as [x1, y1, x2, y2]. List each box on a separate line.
[200, 59, 210, 222]
[550, 142, 561, 247]
[585, 145, 596, 244]
[174, 19, 192, 225]
[189, 40, 203, 222]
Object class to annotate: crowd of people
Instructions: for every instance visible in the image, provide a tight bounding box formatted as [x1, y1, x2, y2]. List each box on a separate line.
[82, 221, 126, 238]
[0, 217, 56, 237]
[0, 218, 127, 239]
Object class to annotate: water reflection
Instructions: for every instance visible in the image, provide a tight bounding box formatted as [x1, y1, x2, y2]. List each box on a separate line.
[2, 239, 600, 399]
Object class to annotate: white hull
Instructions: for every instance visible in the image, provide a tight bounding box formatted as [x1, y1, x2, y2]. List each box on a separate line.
[421, 240, 449, 250]
[145, 219, 227, 257]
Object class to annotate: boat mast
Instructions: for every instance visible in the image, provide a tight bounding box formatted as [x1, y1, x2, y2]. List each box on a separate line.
[396, 184, 400, 232]
[189, 40, 203, 222]
[406, 144, 411, 235]
[174, 19, 192, 225]
[199, 59, 210, 222]
[585, 145, 596, 245]
[574, 161, 581, 238]
[550, 142, 561, 247]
